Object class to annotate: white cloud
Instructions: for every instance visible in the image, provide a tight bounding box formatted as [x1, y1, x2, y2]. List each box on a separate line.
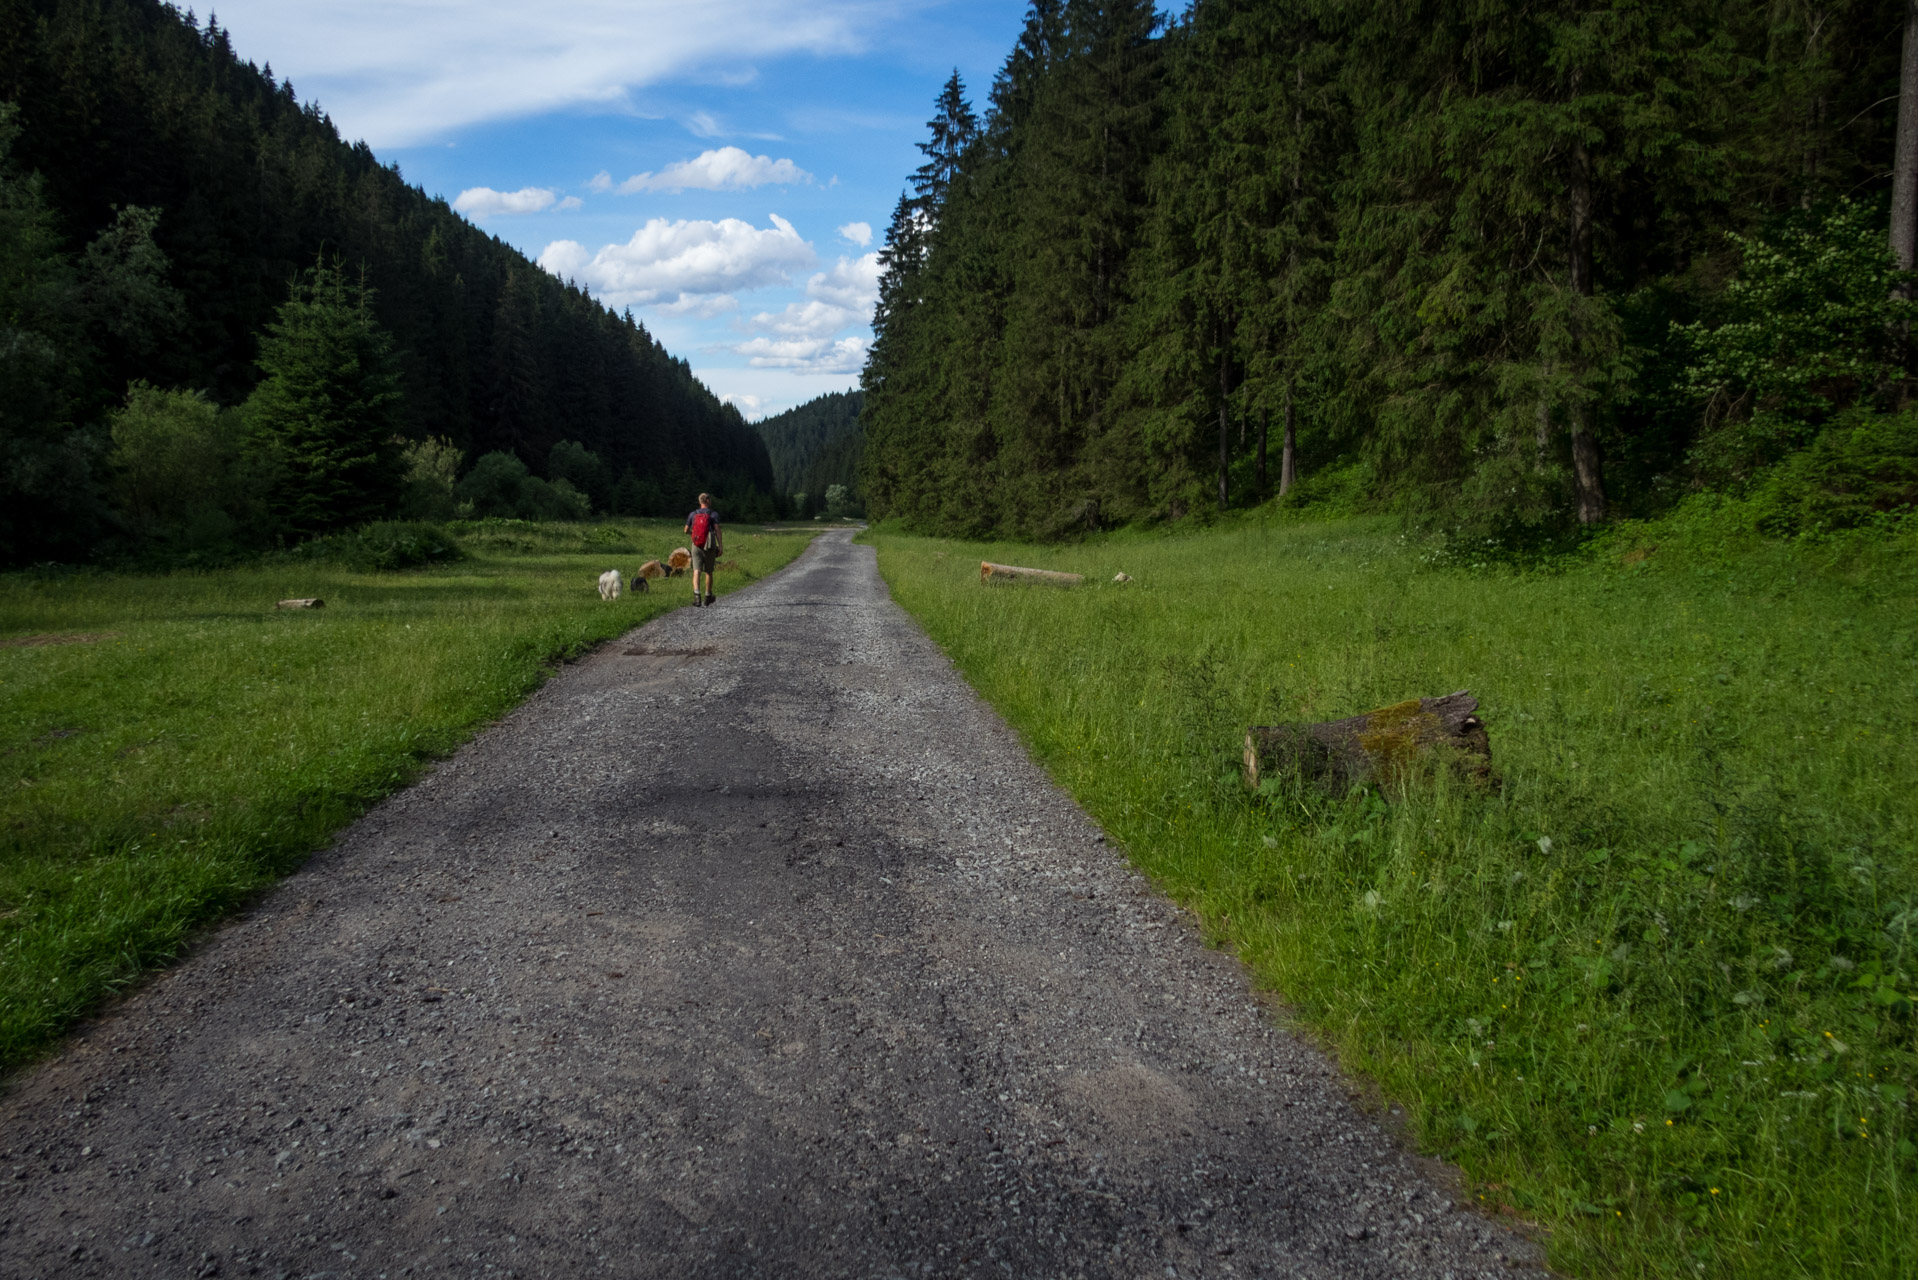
[721, 392, 767, 418]
[537, 214, 816, 309]
[807, 252, 882, 310]
[685, 110, 726, 139]
[555, 195, 584, 211]
[587, 171, 614, 193]
[733, 335, 869, 373]
[837, 220, 872, 247]
[616, 147, 811, 194]
[210, 0, 905, 147]
[452, 186, 563, 216]
[730, 251, 880, 371]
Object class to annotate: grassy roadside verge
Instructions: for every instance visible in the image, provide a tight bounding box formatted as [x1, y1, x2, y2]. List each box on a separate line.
[869, 511, 1915, 1280]
[0, 520, 812, 1072]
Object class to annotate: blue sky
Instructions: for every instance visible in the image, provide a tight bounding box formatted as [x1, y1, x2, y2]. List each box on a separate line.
[207, 1, 1038, 419]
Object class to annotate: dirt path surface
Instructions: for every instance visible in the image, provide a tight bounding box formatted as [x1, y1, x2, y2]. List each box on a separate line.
[1, 531, 1548, 1279]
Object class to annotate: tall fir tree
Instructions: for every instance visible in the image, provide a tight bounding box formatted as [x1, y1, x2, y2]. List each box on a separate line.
[244, 261, 404, 535]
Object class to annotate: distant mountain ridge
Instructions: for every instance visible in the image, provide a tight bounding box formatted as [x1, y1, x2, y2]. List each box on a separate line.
[755, 390, 864, 502]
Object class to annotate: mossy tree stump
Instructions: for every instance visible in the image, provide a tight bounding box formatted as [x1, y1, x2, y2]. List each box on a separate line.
[1244, 691, 1492, 793]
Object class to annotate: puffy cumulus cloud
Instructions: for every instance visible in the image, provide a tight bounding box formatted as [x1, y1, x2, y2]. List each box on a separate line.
[210, 0, 902, 147]
[537, 214, 816, 309]
[616, 147, 810, 194]
[732, 251, 880, 371]
[806, 252, 881, 310]
[837, 220, 872, 247]
[453, 186, 566, 217]
[721, 392, 767, 417]
[732, 335, 868, 374]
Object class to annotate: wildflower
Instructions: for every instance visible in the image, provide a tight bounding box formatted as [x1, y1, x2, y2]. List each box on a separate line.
[1709, 1189, 1719, 1196]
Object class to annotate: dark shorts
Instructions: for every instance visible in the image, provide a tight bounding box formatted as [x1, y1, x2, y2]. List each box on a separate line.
[691, 545, 719, 575]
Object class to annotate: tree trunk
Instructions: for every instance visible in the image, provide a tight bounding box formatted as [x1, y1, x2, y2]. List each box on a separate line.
[1256, 407, 1269, 490]
[980, 562, 1085, 586]
[1893, 0, 1918, 400]
[1244, 691, 1492, 794]
[1279, 382, 1298, 496]
[1568, 139, 1608, 524]
[1897, 0, 1918, 277]
[1217, 349, 1230, 510]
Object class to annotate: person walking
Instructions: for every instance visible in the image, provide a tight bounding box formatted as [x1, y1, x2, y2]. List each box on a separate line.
[684, 493, 722, 607]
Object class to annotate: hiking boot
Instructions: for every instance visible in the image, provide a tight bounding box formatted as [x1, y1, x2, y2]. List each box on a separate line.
[691, 594, 702, 607]
[704, 593, 716, 606]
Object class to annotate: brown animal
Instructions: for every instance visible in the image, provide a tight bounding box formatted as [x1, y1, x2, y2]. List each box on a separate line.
[636, 559, 667, 582]
[666, 547, 692, 575]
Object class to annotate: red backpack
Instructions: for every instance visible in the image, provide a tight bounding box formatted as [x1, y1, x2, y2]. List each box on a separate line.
[689, 509, 713, 549]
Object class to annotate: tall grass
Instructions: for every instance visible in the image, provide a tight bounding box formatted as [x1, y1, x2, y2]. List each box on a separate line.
[869, 510, 1916, 1280]
[0, 521, 811, 1071]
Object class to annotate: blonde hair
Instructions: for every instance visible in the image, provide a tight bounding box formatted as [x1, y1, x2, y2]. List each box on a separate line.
[698, 492, 713, 506]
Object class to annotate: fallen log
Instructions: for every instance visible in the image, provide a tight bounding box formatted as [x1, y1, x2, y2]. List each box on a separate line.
[275, 598, 324, 610]
[1244, 690, 1492, 793]
[980, 561, 1085, 586]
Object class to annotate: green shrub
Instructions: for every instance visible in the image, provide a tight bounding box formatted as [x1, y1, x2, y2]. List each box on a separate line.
[287, 520, 464, 571]
[107, 382, 281, 555]
[1751, 410, 1918, 536]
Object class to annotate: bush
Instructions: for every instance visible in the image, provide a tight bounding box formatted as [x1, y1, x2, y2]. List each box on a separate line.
[453, 450, 592, 521]
[108, 381, 280, 555]
[287, 520, 464, 571]
[1748, 410, 1918, 536]
[398, 436, 463, 520]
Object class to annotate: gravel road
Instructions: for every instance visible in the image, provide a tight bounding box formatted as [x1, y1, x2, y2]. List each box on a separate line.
[0, 530, 1549, 1279]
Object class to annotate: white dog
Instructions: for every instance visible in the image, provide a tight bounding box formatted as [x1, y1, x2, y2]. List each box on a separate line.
[597, 569, 622, 600]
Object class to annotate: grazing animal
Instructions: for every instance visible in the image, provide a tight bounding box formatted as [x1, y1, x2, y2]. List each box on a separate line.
[597, 570, 622, 600]
[666, 547, 692, 575]
[636, 559, 666, 582]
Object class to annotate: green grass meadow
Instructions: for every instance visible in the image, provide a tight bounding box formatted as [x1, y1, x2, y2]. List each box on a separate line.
[0, 520, 811, 1071]
[869, 509, 1916, 1280]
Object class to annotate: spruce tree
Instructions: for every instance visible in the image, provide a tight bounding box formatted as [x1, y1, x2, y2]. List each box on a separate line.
[245, 260, 404, 536]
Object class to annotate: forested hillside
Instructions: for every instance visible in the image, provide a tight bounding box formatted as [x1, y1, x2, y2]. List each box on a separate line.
[0, 0, 775, 563]
[753, 390, 865, 512]
[863, 0, 1918, 540]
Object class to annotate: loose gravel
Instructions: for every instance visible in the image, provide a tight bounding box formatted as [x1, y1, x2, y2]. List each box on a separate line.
[0, 530, 1550, 1279]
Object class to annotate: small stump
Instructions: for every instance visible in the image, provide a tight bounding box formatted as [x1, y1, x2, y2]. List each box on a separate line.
[1244, 690, 1492, 794]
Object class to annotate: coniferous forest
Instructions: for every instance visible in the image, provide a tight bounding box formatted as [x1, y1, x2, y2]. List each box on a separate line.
[753, 389, 866, 516]
[0, 0, 776, 566]
[862, 0, 1918, 541]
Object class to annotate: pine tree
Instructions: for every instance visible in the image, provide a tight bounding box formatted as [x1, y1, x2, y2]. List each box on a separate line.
[244, 261, 404, 535]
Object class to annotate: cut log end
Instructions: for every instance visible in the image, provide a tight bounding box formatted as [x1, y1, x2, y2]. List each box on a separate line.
[1245, 691, 1493, 795]
[980, 561, 1085, 586]
[276, 598, 324, 610]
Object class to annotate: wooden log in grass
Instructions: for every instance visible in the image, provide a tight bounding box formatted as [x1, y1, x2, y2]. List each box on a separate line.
[1244, 690, 1492, 793]
[980, 561, 1085, 586]
[276, 598, 324, 610]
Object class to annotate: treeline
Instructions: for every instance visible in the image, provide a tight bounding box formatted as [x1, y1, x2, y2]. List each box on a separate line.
[0, 0, 776, 564]
[862, 0, 1918, 540]
[753, 390, 866, 516]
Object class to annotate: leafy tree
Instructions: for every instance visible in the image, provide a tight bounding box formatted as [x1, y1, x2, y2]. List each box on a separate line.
[398, 436, 463, 520]
[108, 382, 279, 552]
[547, 439, 614, 511]
[243, 261, 404, 536]
[1682, 199, 1916, 480]
[454, 450, 532, 518]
